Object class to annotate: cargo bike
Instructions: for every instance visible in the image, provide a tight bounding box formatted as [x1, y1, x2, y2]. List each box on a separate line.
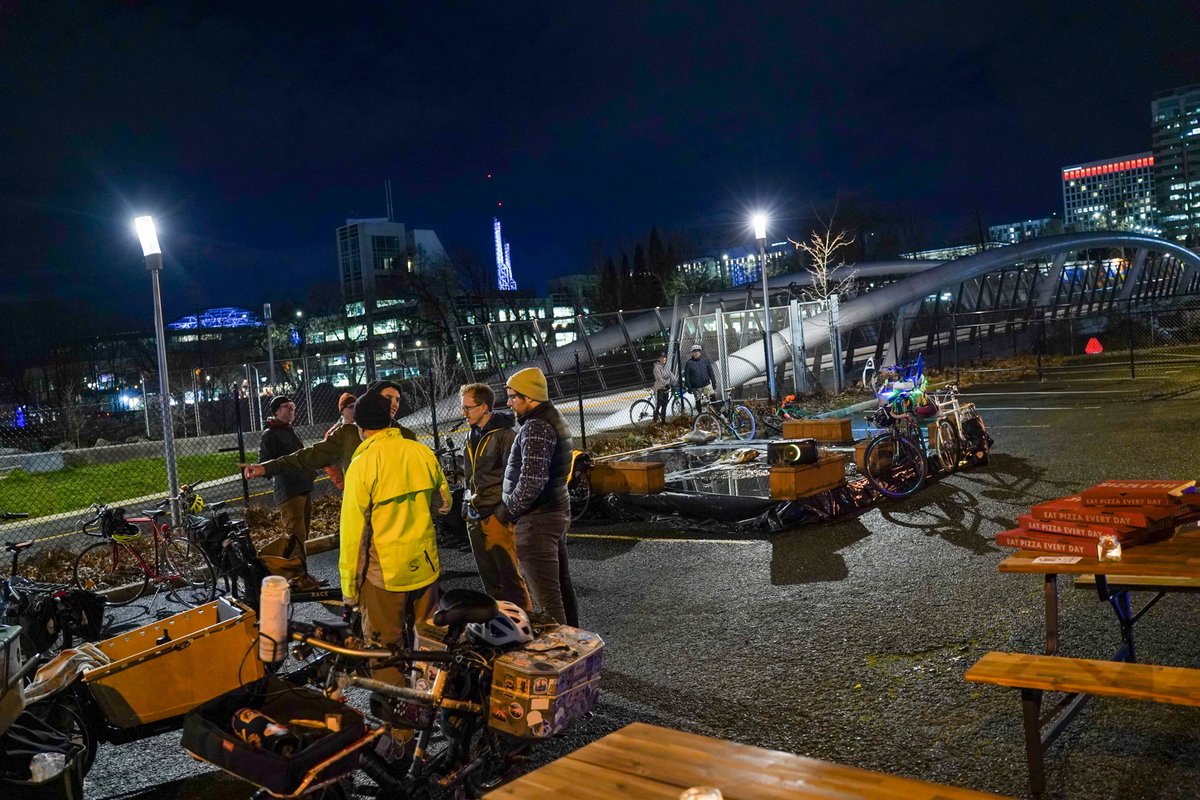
[181, 588, 605, 799]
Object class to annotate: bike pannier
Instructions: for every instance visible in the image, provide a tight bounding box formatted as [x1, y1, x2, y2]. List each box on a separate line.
[487, 625, 603, 739]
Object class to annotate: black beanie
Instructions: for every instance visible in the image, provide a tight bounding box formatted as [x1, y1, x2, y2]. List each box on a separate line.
[269, 395, 293, 414]
[354, 391, 391, 430]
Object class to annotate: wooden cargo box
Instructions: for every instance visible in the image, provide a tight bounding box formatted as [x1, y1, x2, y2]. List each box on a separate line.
[591, 461, 665, 495]
[781, 418, 854, 444]
[853, 439, 870, 473]
[769, 454, 847, 500]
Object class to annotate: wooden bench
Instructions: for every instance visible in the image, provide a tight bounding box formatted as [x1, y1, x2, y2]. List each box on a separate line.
[1073, 573, 1200, 591]
[966, 651, 1200, 795]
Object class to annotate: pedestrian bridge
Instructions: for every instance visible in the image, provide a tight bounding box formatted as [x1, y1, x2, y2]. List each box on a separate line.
[405, 231, 1200, 435]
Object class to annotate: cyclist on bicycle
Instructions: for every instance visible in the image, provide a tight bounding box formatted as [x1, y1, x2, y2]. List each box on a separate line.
[683, 344, 721, 411]
[651, 353, 677, 423]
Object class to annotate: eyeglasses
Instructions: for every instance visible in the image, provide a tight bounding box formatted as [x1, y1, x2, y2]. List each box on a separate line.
[460, 403, 482, 412]
[505, 393, 518, 401]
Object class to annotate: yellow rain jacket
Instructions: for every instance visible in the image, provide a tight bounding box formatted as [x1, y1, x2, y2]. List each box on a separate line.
[340, 428, 445, 600]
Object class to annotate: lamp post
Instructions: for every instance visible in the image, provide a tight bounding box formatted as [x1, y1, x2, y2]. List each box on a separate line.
[264, 302, 276, 389]
[134, 216, 182, 527]
[753, 213, 776, 402]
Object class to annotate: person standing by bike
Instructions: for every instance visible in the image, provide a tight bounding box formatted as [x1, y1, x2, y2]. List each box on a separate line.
[651, 353, 677, 423]
[683, 344, 720, 411]
[459, 382, 531, 610]
[494, 368, 579, 626]
[340, 391, 449, 688]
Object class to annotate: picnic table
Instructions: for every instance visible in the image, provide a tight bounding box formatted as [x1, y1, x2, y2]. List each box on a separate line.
[485, 721, 1008, 799]
[997, 525, 1200, 659]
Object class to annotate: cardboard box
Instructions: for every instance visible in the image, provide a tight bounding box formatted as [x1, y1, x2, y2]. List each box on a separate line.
[781, 418, 854, 444]
[769, 454, 847, 500]
[488, 625, 604, 739]
[1080, 480, 1197, 507]
[82, 599, 263, 728]
[591, 461, 665, 494]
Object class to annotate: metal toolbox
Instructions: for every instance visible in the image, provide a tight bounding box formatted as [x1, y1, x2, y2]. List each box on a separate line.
[487, 625, 603, 739]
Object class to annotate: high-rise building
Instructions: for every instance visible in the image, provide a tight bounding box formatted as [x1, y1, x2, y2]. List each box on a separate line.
[1061, 153, 1158, 234]
[336, 218, 447, 303]
[1152, 83, 1200, 246]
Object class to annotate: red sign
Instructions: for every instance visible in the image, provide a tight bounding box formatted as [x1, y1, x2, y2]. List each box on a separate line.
[1085, 337, 1103, 354]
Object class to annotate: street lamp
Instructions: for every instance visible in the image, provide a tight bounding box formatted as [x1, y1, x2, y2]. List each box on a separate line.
[134, 216, 182, 527]
[752, 212, 776, 401]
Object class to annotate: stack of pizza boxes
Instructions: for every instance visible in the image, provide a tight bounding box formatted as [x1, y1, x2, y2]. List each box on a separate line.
[995, 480, 1200, 556]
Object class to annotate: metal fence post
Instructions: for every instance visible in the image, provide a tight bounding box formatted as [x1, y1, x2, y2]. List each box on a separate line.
[788, 299, 805, 395]
[952, 310, 960, 385]
[233, 384, 250, 506]
[304, 355, 313, 426]
[1036, 308, 1044, 382]
[574, 350, 587, 450]
[1128, 299, 1136, 379]
[429, 363, 441, 454]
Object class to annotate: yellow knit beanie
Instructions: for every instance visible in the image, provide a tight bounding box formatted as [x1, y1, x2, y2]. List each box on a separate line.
[506, 367, 549, 402]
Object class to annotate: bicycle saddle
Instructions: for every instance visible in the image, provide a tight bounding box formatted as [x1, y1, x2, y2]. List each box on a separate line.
[5, 540, 33, 553]
[433, 588, 498, 626]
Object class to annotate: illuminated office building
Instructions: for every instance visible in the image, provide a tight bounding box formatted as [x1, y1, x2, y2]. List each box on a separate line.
[1152, 83, 1200, 246]
[1061, 153, 1158, 234]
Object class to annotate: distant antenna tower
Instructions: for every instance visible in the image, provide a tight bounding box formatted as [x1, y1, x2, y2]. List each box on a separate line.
[494, 217, 518, 290]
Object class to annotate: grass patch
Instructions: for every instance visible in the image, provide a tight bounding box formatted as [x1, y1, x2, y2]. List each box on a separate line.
[0, 452, 241, 518]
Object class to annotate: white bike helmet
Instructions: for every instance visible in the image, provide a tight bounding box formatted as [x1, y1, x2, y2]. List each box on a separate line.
[467, 601, 534, 646]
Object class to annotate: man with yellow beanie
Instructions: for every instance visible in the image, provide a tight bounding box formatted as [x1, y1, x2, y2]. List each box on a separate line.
[494, 367, 579, 626]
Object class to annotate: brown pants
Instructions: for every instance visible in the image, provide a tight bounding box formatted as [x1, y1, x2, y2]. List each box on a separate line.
[278, 493, 312, 551]
[359, 580, 438, 687]
[466, 514, 531, 610]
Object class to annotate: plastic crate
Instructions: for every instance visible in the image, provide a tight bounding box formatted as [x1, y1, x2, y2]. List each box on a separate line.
[82, 598, 263, 728]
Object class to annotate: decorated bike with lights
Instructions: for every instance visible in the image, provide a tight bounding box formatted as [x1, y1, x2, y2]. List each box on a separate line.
[182, 587, 605, 799]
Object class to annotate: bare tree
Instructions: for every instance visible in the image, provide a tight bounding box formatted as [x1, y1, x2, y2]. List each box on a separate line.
[789, 212, 858, 304]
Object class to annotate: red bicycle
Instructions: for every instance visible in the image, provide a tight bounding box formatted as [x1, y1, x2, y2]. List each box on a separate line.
[72, 503, 215, 609]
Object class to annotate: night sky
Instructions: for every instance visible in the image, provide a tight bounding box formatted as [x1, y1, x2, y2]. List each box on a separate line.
[3, 2, 1198, 332]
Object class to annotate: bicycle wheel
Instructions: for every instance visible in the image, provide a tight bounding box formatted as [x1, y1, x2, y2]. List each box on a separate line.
[569, 470, 591, 521]
[73, 541, 149, 606]
[628, 399, 656, 430]
[863, 433, 927, 498]
[26, 695, 97, 776]
[670, 394, 694, 419]
[934, 419, 961, 473]
[730, 405, 757, 441]
[692, 412, 722, 440]
[163, 538, 217, 607]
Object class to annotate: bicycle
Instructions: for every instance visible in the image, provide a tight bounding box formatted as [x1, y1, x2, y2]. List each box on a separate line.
[434, 437, 470, 548]
[73, 503, 216, 610]
[2, 517, 105, 661]
[182, 588, 603, 799]
[930, 384, 993, 471]
[629, 389, 693, 430]
[861, 404, 930, 499]
[759, 394, 813, 437]
[692, 397, 757, 441]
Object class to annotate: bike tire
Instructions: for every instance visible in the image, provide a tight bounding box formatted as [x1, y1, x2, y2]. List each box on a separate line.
[629, 399, 656, 430]
[670, 394, 694, 419]
[934, 419, 961, 474]
[692, 412, 722, 440]
[163, 538, 217, 607]
[730, 405, 757, 441]
[73, 541, 149, 606]
[863, 433, 927, 498]
[569, 471, 591, 522]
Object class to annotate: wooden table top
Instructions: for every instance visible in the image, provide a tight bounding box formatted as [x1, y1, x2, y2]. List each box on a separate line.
[485, 722, 1009, 800]
[998, 527, 1200, 578]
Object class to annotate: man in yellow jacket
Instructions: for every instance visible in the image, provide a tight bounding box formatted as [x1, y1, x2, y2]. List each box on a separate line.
[340, 391, 449, 687]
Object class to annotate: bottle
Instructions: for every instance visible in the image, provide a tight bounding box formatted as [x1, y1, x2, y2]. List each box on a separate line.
[1097, 534, 1122, 561]
[29, 752, 67, 783]
[259, 575, 290, 663]
[231, 708, 301, 756]
[679, 789, 723, 800]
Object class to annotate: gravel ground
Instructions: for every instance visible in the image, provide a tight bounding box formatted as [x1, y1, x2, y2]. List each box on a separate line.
[78, 371, 1200, 799]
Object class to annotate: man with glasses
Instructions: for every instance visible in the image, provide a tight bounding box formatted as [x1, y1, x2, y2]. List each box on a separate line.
[493, 368, 578, 626]
[459, 383, 529, 608]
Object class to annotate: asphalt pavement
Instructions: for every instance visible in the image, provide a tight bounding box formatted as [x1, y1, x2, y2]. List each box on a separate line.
[81, 368, 1200, 800]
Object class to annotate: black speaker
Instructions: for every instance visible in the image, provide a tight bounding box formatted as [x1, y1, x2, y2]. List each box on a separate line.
[768, 439, 818, 466]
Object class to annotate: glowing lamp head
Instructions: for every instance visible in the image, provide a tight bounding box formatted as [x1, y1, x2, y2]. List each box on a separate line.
[134, 216, 160, 256]
[752, 213, 768, 242]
